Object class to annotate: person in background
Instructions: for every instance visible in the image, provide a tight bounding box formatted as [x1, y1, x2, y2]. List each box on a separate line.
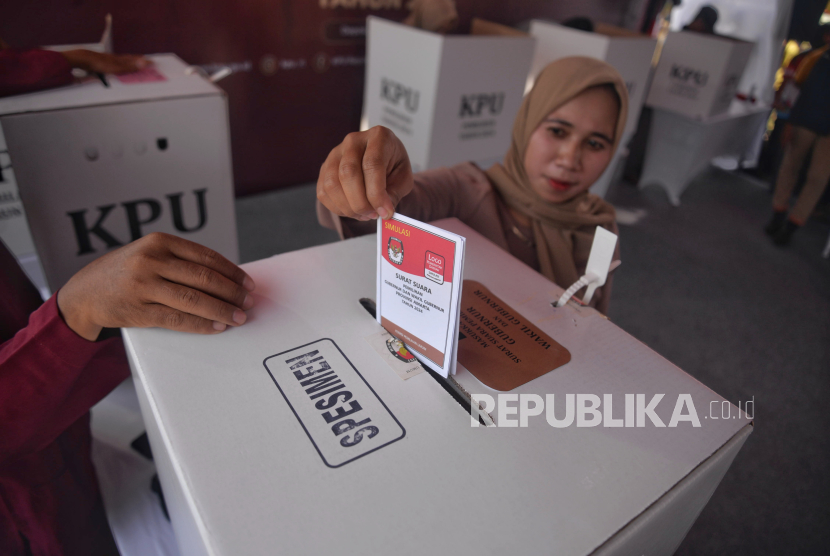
[765, 45, 830, 245]
[317, 57, 626, 314]
[1, 233, 255, 555]
[683, 5, 719, 35]
[402, 0, 458, 34]
[0, 37, 150, 98]
[561, 16, 594, 33]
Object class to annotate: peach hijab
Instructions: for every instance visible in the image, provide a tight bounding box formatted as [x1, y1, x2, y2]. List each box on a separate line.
[486, 56, 628, 289]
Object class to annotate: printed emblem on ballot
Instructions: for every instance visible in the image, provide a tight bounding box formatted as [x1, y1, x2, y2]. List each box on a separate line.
[424, 251, 444, 285]
[263, 339, 406, 468]
[388, 237, 404, 265]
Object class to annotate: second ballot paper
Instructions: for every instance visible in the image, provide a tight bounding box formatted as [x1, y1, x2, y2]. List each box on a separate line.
[377, 214, 465, 378]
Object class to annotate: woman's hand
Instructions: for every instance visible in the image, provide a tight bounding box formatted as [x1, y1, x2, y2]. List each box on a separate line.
[317, 126, 414, 221]
[57, 233, 255, 341]
[62, 50, 151, 75]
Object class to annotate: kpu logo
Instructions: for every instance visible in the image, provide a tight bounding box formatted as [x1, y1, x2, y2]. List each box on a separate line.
[380, 78, 420, 113]
[388, 237, 404, 265]
[459, 93, 505, 118]
[67, 188, 208, 255]
[670, 64, 709, 87]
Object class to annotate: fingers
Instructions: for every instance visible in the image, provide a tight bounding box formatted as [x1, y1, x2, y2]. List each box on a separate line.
[153, 234, 255, 292]
[317, 127, 412, 221]
[152, 280, 247, 328]
[157, 259, 253, 312]
[384, 137, 414, 215]
[363, 128, 397, 219]
[145, 304, 229, 335]
[339, 133, 377, 219]
[319, 144, 366, 220]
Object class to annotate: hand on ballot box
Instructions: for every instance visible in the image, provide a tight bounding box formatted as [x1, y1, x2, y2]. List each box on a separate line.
[57, 232, 255, 341]
[61, 49, 152, 75]
[317, 126, 413, 221]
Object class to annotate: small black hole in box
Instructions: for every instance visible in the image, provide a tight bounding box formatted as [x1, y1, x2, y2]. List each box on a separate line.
[156, 138, 168, 151]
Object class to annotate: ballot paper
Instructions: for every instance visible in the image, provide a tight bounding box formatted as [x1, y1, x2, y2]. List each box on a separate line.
[376, 214, 465, 378]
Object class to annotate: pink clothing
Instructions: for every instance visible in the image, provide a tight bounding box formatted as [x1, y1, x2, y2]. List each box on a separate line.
[0, 242, 126, 555]
[318, 162, 618, 313]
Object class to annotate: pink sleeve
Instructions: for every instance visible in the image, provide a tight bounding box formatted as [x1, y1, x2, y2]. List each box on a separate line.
[0, 48, 73, 98]
[0, 294, 129, 462]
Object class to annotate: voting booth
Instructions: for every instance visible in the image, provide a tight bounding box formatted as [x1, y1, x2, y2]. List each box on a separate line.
[124, 219, 751, 556]
[638, 102, 770, 205]
[526, 21, 656, 198]
[361, 17, 535, 173]
[0, 54, 238, 292]
[646, 31, 754, 120]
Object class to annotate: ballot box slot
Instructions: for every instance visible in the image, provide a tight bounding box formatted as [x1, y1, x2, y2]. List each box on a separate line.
[359, 297, 486, 424]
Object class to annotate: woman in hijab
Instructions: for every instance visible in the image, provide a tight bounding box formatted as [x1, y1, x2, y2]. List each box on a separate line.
[317, 57, 628, 314]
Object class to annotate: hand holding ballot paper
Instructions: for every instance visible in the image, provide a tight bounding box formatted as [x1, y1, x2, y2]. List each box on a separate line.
[377, 214, 465, 378]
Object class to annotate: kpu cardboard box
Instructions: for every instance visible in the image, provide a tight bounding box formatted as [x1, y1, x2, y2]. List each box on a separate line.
[0, 54, 238, 292]
[123, 218, 751, 556]
[646, 31, 754, 120]
[361, 16, 535, 172]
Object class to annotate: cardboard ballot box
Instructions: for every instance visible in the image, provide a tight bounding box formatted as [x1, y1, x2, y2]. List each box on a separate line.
[646, 31, 754, 120]
[124, 219, 751, 556]
[361, 17, 535, 173]
[0, 54, 238, 292]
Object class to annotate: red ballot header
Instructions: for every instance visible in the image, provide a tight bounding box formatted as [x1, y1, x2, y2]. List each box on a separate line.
[381, 218, 455, 283]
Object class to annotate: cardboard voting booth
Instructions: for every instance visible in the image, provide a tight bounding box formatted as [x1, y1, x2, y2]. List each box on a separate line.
[124, 219, 751, 556]
[646, 31, 754, 120]
[638, 102, 770, 205]
[361, 17, 535, 173]
[0, 54, 238, 292]
[526, 21, 657, 199]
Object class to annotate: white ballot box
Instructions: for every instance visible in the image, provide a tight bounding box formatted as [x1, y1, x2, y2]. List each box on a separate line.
[646, 31, 754, 120]
[124, 219, 751, 556]
[638, 102, 770, 205]
[361, 17, 535, 173]
[0, 54, 238, 292]
[527, 22, 656, 199]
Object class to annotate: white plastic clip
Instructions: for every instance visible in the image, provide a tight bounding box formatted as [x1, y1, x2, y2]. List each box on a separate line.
[554, 227, 619, 308]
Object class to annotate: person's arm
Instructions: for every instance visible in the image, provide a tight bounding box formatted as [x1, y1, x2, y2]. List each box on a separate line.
[317, 126, 495, 237]
[0, 47, 151, 98]
[0, 296, 128, 462]
[0, 232, 256, 462]
[0, 48, 73, 97]
[317, 164, 465, 239]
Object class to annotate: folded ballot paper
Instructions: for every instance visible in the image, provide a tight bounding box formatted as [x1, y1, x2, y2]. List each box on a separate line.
[376, 214, 465, 378]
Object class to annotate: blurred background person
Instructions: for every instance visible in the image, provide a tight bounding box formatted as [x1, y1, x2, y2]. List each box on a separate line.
[765, 43, 830, 246]
[683, 4, 719, 34]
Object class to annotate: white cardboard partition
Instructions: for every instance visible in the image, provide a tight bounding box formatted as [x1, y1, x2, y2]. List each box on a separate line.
[362, 17, 535, 172]
[646, 31, 754, 120]
[527, 22, 656, 199]
[638, 102, 770, 205]
[124, 219, 751, 556]
[0, 54, 238, 292]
